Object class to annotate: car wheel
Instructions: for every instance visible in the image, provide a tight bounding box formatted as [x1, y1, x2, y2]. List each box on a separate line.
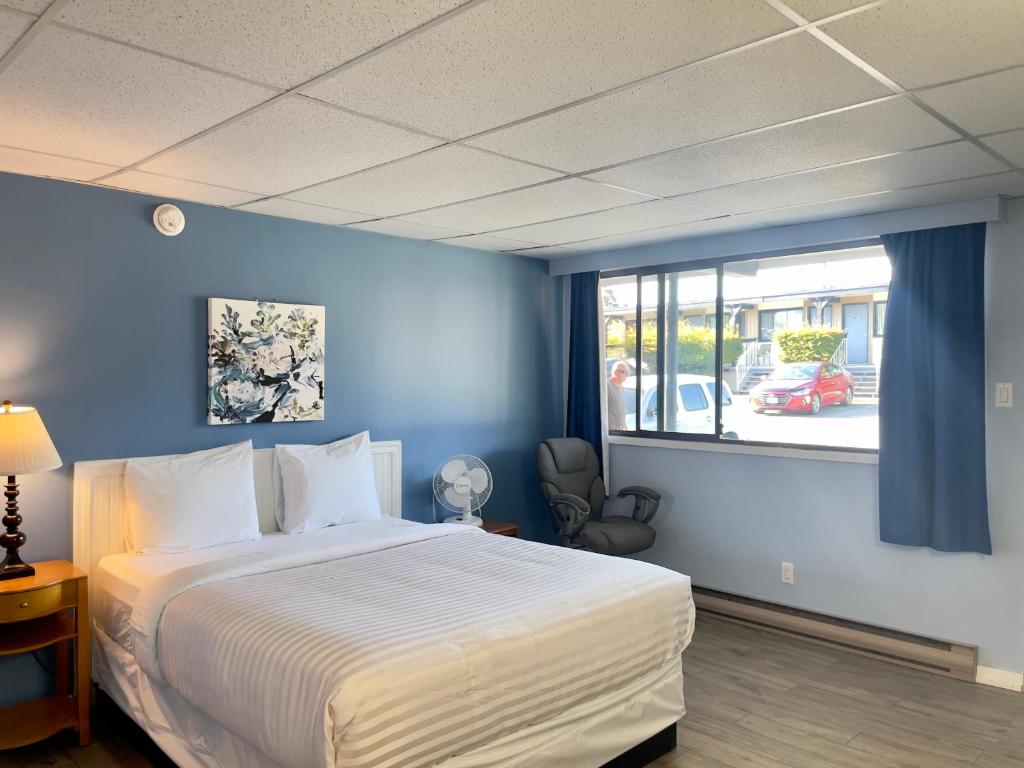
[810, 393, 821, 415]
[842, 387, 854, 406]
[754, 409, 764, 415]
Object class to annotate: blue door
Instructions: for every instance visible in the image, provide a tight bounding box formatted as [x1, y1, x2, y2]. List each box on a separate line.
[843, 303, 869, 364]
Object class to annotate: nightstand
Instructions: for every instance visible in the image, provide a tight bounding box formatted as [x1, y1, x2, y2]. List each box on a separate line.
[0, 560, 89, 749]
[481, 520, 519, 537]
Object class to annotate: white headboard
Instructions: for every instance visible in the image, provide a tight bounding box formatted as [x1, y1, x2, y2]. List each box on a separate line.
[72, 441, 402, 577]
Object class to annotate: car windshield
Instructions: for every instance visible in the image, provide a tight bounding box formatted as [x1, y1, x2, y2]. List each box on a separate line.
[769, 363, 819, 380]
[706, 382, 733, 406]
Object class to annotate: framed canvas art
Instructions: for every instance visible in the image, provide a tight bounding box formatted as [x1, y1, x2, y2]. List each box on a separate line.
[208, 298, 325, 424]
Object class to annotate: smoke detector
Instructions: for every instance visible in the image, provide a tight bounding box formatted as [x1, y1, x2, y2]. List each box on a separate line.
[153, 203, 185, 237]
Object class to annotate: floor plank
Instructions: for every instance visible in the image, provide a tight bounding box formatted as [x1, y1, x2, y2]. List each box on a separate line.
[3, 613, 1022, 767]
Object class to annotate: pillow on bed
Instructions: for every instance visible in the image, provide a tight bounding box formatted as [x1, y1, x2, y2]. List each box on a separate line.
[275, 432, 381, 534]
[124, 441, 261, 554]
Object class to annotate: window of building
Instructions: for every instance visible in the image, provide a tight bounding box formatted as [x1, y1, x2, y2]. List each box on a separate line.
[874, 301, 887, 337]
[601, 244, 890, 452]
[758, 308, 804, 341]
[807, 303, 834, 327]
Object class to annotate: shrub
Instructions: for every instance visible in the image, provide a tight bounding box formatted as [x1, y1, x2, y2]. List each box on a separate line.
[618, 321, 744, 376]
[775, 327, 846, 363]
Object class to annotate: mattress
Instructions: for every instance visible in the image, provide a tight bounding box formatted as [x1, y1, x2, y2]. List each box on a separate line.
[93, 519, 694, 768]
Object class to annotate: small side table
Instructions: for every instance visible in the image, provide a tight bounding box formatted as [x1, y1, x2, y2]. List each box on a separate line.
[481, 520, 519, 537]
[0, 560, 90, 749]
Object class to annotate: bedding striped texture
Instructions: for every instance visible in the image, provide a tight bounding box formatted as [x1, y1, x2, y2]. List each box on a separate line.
[151, 527, 693, 768]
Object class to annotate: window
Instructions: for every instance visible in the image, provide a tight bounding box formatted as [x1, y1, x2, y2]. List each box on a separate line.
[807, 303, 834, 327]
[758, 308, 803, 341]
[601, 245, 890, 451]
[731, 312, 746, 338]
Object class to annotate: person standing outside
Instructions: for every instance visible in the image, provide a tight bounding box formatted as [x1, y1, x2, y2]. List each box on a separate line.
[607, 360, 630, 431]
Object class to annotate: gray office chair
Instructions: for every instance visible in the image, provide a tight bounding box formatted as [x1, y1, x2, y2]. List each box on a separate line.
[537, 438, 661, 556]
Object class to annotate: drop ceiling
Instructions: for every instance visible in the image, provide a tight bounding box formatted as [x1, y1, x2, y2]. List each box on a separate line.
[0, 0, 1022, 259]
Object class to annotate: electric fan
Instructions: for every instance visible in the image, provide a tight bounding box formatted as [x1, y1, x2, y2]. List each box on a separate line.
[432, 455, 492, 526]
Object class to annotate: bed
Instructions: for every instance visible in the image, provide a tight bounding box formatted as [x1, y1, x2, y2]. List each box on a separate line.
[73, 441, 694, 768]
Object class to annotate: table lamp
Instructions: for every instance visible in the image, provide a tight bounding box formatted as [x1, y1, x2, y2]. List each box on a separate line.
[0, 400, 62, 580]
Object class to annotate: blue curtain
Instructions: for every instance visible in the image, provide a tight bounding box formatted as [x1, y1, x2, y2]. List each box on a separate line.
[879, 223, 990, 554]
[566, 271, 603, 472]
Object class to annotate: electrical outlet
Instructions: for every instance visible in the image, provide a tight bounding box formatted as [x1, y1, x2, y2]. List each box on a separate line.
[781, 562, 795, 585]
[996, 382, 1013, 408]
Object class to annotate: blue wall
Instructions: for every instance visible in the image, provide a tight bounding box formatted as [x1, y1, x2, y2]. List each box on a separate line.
[0, 171, 563, 703]
[602, 198, 1024, 676]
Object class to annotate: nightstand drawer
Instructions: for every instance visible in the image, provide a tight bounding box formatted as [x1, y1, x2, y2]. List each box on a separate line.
[0, 583, 65, 622]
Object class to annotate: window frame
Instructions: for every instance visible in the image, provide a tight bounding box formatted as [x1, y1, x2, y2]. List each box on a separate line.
[602, 241, 882, 456]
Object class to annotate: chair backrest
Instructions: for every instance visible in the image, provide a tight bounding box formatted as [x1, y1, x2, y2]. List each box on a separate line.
[537, 438, 606, 520]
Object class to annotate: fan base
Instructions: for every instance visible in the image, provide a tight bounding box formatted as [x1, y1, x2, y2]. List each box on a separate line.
[444, 514, 484, 527]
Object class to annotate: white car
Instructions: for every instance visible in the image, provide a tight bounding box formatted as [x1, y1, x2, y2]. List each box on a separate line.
[621, 374, 734, 433]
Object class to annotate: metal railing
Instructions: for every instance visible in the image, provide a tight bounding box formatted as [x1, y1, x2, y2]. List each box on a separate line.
[830, 337, 848, 367]
[735, 340, 762, 391]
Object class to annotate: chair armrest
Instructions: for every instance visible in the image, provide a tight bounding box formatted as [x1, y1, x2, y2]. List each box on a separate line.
[548, 493, 591, 542]
[617, 486, 662, 524]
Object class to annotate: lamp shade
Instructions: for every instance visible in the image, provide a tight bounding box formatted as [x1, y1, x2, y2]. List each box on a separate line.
[0, 402, 62, 476]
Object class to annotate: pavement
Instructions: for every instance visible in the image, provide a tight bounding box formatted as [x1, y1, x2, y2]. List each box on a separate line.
[722, 399, 879, 450]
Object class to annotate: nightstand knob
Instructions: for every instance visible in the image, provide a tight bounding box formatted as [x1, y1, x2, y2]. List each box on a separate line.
[19, 602, 28, 608]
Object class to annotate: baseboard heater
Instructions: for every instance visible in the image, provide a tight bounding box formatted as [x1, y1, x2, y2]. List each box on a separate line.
[692, 587, 978, 682]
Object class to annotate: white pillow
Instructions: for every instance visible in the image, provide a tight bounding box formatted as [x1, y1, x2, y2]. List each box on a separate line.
[124, 441, 261, 554]
[275, 432, 381, 534]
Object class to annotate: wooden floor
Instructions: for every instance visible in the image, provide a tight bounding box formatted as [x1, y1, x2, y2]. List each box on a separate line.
[3, 614, 1023, 768]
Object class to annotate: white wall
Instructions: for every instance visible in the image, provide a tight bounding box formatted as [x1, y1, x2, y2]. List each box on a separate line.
[603, 197, 1024, 674]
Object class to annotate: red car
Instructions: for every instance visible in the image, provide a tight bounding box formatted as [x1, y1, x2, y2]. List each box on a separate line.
[750, 362, 855, 415]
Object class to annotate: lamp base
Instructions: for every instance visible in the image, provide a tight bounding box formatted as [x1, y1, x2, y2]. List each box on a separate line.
[1, 474, 33, 581]
[0, 559, 35, 581]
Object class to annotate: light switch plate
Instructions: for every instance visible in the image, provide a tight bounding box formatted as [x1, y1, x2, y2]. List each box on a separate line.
[996, 382, 1013, 408]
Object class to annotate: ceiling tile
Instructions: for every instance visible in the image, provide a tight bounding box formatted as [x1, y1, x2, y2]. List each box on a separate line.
[0, 145, 116, 180]
[823, 0, 1024, 89]
[779, 0, 866, 21]
[101, 170, 262, 206]
[674, 142, 1008, 215]
[508, 245, 581, 259]
[57, 0, 463, 89]
[287, 145, 561, 217]
[437, 233, 541, 252]
[1, 1, 48, 14]
[587, 98, 957, 197]
[467, 34, 889, 173]
[236, 198, 371, 226]
[401, 178, 651, 232]
[140, 96, 441, 195]
[0, 7, 31, 55]
[302, 0, 793, 138]
[0, 26, 274, 166]
[347, 218, 468, 240]
[918, 68, 1024, 137]
[981, 129, 1024, 169]
[488, 200, 711, 246]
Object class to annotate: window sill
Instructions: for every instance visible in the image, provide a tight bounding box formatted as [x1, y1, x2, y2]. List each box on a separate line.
[608, 434, 879, 465]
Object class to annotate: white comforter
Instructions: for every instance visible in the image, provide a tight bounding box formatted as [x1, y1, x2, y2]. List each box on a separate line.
[122, 520, 694, 768]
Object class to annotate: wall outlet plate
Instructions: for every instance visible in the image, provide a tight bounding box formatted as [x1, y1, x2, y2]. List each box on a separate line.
[781, 561, 795, 585]
[996, 382, 1013, 408]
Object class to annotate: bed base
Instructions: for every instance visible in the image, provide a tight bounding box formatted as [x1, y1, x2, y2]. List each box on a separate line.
[97, 687, 678, 768]
[601, 723, 678, 768]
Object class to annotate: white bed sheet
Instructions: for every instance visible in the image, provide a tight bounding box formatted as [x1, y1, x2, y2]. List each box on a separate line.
[92, 519, 694, 768]
[93, 520, 427, 650]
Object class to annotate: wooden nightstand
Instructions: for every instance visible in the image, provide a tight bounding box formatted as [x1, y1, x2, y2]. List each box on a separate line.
[481, 520, 519, 537]
[0, 560, 89, 749]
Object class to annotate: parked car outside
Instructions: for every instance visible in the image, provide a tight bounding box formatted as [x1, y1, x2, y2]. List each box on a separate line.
[622, 374, 734, 432]
[750, 362, 854, 415]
